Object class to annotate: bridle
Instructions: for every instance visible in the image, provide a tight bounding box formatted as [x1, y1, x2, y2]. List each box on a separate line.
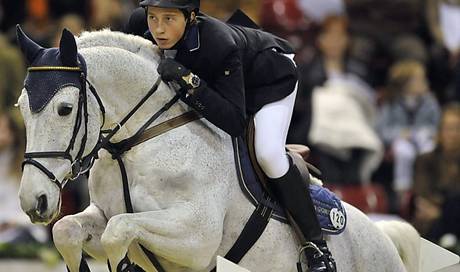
[22, 65, 103, 190]
[21, 62, 198, 193]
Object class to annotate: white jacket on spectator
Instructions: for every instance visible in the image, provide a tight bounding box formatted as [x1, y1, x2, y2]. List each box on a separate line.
[309, 76, 383, 182]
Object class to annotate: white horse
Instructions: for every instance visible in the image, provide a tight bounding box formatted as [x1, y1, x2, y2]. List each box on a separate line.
[16, 27, 420, 272]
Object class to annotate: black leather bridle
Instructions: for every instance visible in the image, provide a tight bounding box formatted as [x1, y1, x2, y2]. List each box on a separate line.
[22, 65, 105, 190]
[20, 64, 171, 192]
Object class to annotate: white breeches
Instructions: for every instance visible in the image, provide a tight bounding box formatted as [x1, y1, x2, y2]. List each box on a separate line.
[254, 86, 297, 179]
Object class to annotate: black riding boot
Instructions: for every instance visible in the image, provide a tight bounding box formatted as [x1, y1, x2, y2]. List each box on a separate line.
[269, 162, 336, 272]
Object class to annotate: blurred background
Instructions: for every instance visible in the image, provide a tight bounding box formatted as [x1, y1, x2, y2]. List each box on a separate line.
[0, 0, 459, 270]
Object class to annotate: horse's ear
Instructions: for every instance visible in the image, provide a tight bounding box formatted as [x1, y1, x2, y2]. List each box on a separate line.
[59, 28, 78, 67]
[16, 24, 44, 65]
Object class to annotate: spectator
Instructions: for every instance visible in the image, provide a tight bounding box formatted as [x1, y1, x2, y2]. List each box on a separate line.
[307, 78, 383, 184]
[288, 15, 380, 184]
[376, 60, 441, 200]
[288, 15, 371, 147]
[412, 103, 460, 252]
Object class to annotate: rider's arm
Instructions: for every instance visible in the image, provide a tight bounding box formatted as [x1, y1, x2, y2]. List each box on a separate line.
[184, 48, 247, 137]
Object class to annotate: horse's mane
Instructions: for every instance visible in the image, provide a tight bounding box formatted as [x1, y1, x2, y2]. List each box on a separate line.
[77, 29, 161, 62]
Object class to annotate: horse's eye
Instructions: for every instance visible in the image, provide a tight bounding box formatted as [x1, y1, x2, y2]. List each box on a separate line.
[58, 103, 73, 116]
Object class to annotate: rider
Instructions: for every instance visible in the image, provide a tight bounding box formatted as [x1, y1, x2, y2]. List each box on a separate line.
[129, 1, 336, 271]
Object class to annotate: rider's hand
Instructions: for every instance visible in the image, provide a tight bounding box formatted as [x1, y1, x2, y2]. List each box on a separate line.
[157, 58, 191, 89]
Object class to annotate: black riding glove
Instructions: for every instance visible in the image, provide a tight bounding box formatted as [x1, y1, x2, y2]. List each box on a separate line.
[157, 58, 192, 89]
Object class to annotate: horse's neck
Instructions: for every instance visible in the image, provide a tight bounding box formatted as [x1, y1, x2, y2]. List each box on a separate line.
[77, 30, 157, 61]
[80, 46, 185, 142]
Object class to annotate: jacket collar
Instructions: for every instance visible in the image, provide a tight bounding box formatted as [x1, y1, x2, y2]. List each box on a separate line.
[183, 23, 200, 52]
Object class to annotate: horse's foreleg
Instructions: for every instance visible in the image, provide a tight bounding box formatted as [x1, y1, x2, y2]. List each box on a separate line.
[101, 203, 223, 271]
[52, 203, 108, 272]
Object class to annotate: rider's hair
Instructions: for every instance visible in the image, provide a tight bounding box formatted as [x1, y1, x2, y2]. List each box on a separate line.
[181, 9, 197, 26]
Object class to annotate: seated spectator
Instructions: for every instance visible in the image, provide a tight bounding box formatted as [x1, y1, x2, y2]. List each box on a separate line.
[308, 78, 383, 184]
[376, 60, 441, 199]
[412, 103, 460, 252]
[288, 15, 371, 146]
[288, 15, 377, 184]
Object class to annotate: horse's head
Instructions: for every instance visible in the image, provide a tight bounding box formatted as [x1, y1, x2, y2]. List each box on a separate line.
[16, 26, 102, 224]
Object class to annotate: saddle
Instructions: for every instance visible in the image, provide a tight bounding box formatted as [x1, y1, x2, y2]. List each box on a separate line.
[232, 119, 347, 235]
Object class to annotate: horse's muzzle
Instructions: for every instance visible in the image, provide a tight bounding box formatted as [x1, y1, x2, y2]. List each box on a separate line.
[25, 194, 50, 224]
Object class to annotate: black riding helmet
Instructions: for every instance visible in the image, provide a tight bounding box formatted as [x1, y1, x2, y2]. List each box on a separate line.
[139, 0, 200, 12]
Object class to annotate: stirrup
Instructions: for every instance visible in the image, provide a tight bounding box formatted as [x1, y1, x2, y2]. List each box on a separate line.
[296, 242, 336, 272]
[296, 242, 323, 272]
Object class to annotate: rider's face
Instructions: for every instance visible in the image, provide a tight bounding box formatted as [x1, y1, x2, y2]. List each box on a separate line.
[147, 6, 187, 49]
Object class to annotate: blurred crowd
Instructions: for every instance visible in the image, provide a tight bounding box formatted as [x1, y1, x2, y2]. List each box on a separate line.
[0, 0, 459, 257]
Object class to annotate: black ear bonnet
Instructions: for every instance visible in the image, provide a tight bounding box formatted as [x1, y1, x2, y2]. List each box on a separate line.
[17, 25, 87, 113]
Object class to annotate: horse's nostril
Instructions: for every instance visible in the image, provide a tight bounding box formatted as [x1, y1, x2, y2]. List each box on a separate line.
[36, 194, 48, 215]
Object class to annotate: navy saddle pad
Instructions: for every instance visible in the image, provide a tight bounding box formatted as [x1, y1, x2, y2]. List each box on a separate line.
[232, 137, 347, 235]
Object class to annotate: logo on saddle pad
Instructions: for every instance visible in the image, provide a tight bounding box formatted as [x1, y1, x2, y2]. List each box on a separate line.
[309, 184, 347, 234]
